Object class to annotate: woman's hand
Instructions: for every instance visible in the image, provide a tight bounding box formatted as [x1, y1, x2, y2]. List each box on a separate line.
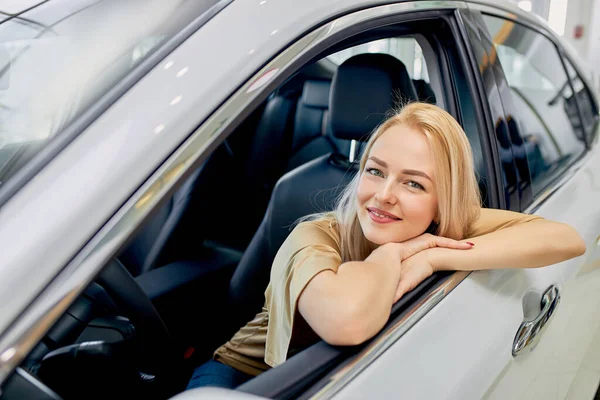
[365, 233, 472, 273]
[395, 233, 473, 261]
[393, 250, 435, 302]
[365, 233, 473, 274]
[391, 234, 474, 302]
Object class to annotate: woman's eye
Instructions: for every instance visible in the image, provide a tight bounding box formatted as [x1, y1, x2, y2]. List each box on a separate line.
[407, 181, 424, 190]
[366, 168, 384, 178]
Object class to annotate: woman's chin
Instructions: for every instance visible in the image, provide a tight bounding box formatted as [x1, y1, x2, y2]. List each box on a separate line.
[363, 229, 425, 245]
[363, 231, 393, 246]
[359, 218, 426, 245]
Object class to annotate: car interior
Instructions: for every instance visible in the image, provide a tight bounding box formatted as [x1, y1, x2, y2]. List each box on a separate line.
[4, 18, 495, 400]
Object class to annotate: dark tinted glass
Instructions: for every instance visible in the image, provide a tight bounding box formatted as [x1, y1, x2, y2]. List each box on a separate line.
[482, 15, 586, 196]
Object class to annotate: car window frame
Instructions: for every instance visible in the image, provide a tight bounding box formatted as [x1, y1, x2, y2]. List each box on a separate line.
[460, 7, 536, 210]
[450, 8, 507, 210]
[467, 4, 592, 210]
[0, 1, 499, 396]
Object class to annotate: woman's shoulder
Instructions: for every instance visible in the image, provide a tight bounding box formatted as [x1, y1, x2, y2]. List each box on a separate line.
[270, 214, 343, 280]
[288, 214, 341, 251]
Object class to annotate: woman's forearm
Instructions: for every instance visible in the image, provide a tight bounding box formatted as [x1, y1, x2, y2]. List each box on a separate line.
[332, 260, 401, 339]
[429, 220, 586, 272]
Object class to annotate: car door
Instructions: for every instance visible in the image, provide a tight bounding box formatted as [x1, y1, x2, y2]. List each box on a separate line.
[461, 5, 600, 399]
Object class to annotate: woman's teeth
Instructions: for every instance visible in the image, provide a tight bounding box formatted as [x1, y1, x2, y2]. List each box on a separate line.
[372, 210, 396, 219]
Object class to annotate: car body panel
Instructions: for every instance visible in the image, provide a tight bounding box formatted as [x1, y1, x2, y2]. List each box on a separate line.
[0, 0, 598, 398]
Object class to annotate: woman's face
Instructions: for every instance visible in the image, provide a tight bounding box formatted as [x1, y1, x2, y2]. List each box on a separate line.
[357, 123, 438, 245]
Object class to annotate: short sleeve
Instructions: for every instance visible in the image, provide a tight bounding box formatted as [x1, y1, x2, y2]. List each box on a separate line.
[466, 208, 544, 238]
[264, 220, 342, 367]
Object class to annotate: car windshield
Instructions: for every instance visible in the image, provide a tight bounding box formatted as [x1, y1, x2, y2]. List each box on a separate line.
[0, 0, 219, 188]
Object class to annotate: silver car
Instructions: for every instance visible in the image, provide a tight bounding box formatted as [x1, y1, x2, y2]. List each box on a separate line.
[1, 0, 599, 399]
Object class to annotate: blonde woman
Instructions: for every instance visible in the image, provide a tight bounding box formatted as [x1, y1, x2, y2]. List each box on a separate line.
[186, 103, 586, 390]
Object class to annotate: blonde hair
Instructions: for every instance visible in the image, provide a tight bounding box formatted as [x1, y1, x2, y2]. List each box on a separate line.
[309, 102, 481, 262]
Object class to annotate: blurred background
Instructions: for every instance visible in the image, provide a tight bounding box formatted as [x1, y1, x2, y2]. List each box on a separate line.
[508, 0, 600, 75]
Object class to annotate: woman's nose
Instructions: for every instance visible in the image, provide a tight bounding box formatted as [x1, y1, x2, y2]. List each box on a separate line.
[375, 180, 397, 204]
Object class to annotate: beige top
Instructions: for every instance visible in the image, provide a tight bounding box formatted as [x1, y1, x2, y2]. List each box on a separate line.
[213, 208, 542, 376]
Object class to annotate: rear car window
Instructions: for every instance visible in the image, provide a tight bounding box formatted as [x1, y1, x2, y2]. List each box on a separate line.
[563, 56, 599, 142]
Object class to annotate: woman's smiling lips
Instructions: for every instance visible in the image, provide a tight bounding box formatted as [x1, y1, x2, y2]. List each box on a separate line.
[367, 207, 402, 224]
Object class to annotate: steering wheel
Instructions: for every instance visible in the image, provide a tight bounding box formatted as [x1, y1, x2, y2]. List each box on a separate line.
[96, 259, 178, 376]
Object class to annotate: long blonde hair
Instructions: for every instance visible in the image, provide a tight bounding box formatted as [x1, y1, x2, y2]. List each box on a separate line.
[322, 102, 481, 262]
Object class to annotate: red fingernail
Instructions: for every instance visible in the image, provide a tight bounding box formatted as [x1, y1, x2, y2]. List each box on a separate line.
[466, 242, 475, 246]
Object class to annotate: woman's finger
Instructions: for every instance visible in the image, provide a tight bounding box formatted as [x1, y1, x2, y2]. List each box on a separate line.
[398, 235, 437, 260]
[432, 236, 474, 250]
[399, 234, 473, 260]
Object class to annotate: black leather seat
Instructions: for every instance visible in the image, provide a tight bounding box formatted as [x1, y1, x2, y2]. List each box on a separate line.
[286, 79, 349, 172]
[226, 53, 419, 331]
[412, 79, 436, 104]
[286, 77, 436, 174]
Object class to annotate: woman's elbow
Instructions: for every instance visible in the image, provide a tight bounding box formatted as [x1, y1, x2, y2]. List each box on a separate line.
[569, 232, 587, 258]
[317, 305, 379, 346]
[560, 223, 586, 257]
[320, 321, 373, 346]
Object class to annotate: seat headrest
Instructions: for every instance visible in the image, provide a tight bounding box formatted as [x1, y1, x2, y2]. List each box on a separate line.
[412, 79, 436, 104]
[330, 53, 419, 141]
[301, 80, 330, 108]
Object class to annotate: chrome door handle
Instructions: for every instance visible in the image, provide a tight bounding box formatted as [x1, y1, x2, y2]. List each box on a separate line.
[512, 285, 561, 357]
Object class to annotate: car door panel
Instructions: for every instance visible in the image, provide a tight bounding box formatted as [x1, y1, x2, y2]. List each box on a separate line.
[332, 268, 538, 399]
[484, 149, 600, 400]
[465, 5, 600, 399]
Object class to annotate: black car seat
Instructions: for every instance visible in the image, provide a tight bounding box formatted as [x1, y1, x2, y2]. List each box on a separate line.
[412, 79, 436, 104]
[286, 79, 349, 172]
[286, 78, 437, 173]
[226, 53, 419, 332]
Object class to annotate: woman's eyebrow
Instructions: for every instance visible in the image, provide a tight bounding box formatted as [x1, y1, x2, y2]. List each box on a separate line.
[368, 156, 387, 167]
[402, 169, 432, 181]
[368, 157, 432, 181]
